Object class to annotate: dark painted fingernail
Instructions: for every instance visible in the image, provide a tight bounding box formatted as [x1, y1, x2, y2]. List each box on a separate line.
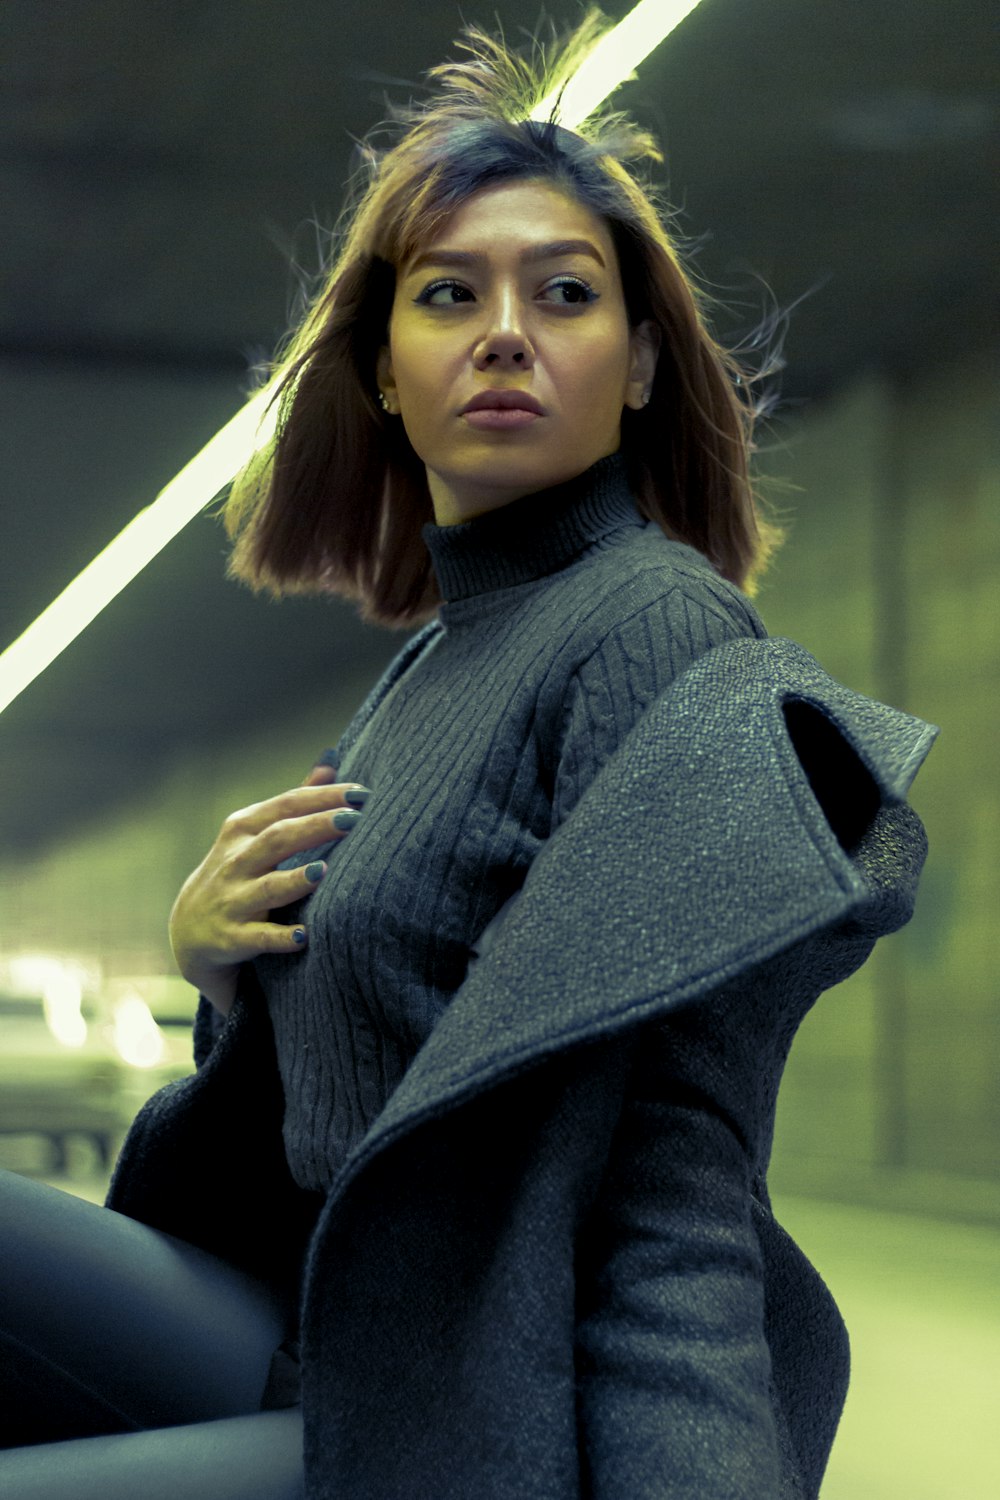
[305, 861, 326, 882]
[292, 927, 307, 945]
[343, 787, 371, 808]
[332, 809, 362, 831]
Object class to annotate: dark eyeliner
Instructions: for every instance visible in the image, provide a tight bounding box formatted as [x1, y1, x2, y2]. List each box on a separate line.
[413, 273, 597, 306]
[413, 278, 469, 306]
[545, 275, 598, 303]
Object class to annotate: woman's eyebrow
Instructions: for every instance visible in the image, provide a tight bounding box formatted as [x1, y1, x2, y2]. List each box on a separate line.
[406, 238, 606, 274]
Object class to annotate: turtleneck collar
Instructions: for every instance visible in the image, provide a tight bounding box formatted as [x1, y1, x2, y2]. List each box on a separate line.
[421, 451, 644, 607]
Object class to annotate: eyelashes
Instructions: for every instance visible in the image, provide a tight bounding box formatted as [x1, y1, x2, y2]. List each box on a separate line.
[413, 276, 599, 308]
[412, 280, 472, 307]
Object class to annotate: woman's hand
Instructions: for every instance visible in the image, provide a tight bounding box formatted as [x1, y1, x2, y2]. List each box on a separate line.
[169, 764, 369, 1017]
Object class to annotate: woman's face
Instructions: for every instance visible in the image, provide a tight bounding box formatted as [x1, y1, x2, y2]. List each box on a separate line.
[377, 179, 659, 525]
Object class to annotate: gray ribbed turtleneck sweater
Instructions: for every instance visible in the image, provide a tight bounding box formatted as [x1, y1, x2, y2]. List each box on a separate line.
[255, 452, 767, 1193]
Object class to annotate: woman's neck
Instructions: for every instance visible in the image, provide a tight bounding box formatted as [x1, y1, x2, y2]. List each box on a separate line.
[421, 451, 643, 607]
[426, 450, 622, 527]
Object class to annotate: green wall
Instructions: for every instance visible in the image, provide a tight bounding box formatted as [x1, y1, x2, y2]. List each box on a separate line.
[759, 356, 998, 1221]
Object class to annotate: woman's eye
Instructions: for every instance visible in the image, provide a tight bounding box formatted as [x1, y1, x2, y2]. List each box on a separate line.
[414, 280, 474, 307]
[542, 277, 597, 306]
[413, 275, 598, 308]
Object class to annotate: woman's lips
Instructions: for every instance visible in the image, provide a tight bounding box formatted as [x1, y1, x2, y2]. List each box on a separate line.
[462, 408, 542, 430]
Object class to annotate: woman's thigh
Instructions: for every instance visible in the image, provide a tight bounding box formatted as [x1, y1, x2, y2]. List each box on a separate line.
[0, 1169, 292, 1435]
[0, 1410, 304, 1500]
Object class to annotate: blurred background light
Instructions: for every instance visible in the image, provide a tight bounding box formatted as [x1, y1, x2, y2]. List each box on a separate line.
[530, 0, 703, 124]
[4, 955, 95, 1050]
[110, 991, 166, 1070]
[0, 382, 280, 718]
[42, 968, 87, 1050]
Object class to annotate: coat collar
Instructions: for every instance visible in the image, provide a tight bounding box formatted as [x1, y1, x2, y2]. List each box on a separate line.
[327, 637, 936, 1201]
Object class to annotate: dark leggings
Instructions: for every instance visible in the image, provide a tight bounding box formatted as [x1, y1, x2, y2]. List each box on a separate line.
[0, 1170, 304, 1498]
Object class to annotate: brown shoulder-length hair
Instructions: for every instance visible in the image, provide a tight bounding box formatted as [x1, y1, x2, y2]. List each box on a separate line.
[223, 7, 784, 627]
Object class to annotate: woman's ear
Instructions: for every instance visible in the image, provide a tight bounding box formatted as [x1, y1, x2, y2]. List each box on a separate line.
[624, 319, 661, 410]
[376, 344, 398, 414]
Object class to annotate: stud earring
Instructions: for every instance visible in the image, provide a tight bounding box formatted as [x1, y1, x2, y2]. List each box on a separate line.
[378, 391, 390, 412]
[641, 388, 651, 406]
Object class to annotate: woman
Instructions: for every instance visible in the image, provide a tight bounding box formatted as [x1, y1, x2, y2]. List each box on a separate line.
[0, 12, 935, 1499]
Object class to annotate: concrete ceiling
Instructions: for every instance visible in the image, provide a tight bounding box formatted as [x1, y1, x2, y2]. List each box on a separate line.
[2, 0, 997, 853]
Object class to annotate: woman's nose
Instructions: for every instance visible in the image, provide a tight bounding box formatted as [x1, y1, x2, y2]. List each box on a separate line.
[473, 290, 535, 368]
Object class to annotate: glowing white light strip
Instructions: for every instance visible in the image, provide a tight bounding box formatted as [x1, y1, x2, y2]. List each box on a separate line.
[0, 0, 704, 717]
[530, 0, 703, 127]
[0, 383, 280, 715]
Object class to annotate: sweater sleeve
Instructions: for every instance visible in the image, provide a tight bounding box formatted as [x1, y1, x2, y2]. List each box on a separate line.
[552, 580, 765, 827]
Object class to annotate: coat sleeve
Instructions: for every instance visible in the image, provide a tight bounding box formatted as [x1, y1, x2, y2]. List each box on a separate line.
[573, 1011, 785, 1499]
[557, 598, 783, 1496]
[566, 651, 936, 1500]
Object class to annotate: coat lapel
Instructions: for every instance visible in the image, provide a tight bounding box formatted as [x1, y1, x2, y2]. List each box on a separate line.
[328, 637, 937, 1199]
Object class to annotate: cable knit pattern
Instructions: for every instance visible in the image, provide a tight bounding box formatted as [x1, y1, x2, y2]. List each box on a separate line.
[254, 453, 766, 1192]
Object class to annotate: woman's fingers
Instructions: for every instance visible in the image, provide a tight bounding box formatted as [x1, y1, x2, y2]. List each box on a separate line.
[302, 749, 339, 786]
[224, 784, 370, 877]
[228, 797, 369, 918]
[169, 774, 369, 1001]
[223, 782, 354, 838]
[302, 762, 338, 787]
[243, 920, 311, 954]
[182, 919, 308, 1002]
[256, 798, 370, 874]
[255, 859, 328, 912]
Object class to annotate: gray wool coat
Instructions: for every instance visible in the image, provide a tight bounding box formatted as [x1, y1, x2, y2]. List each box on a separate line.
[107, 636, 937, 1500]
